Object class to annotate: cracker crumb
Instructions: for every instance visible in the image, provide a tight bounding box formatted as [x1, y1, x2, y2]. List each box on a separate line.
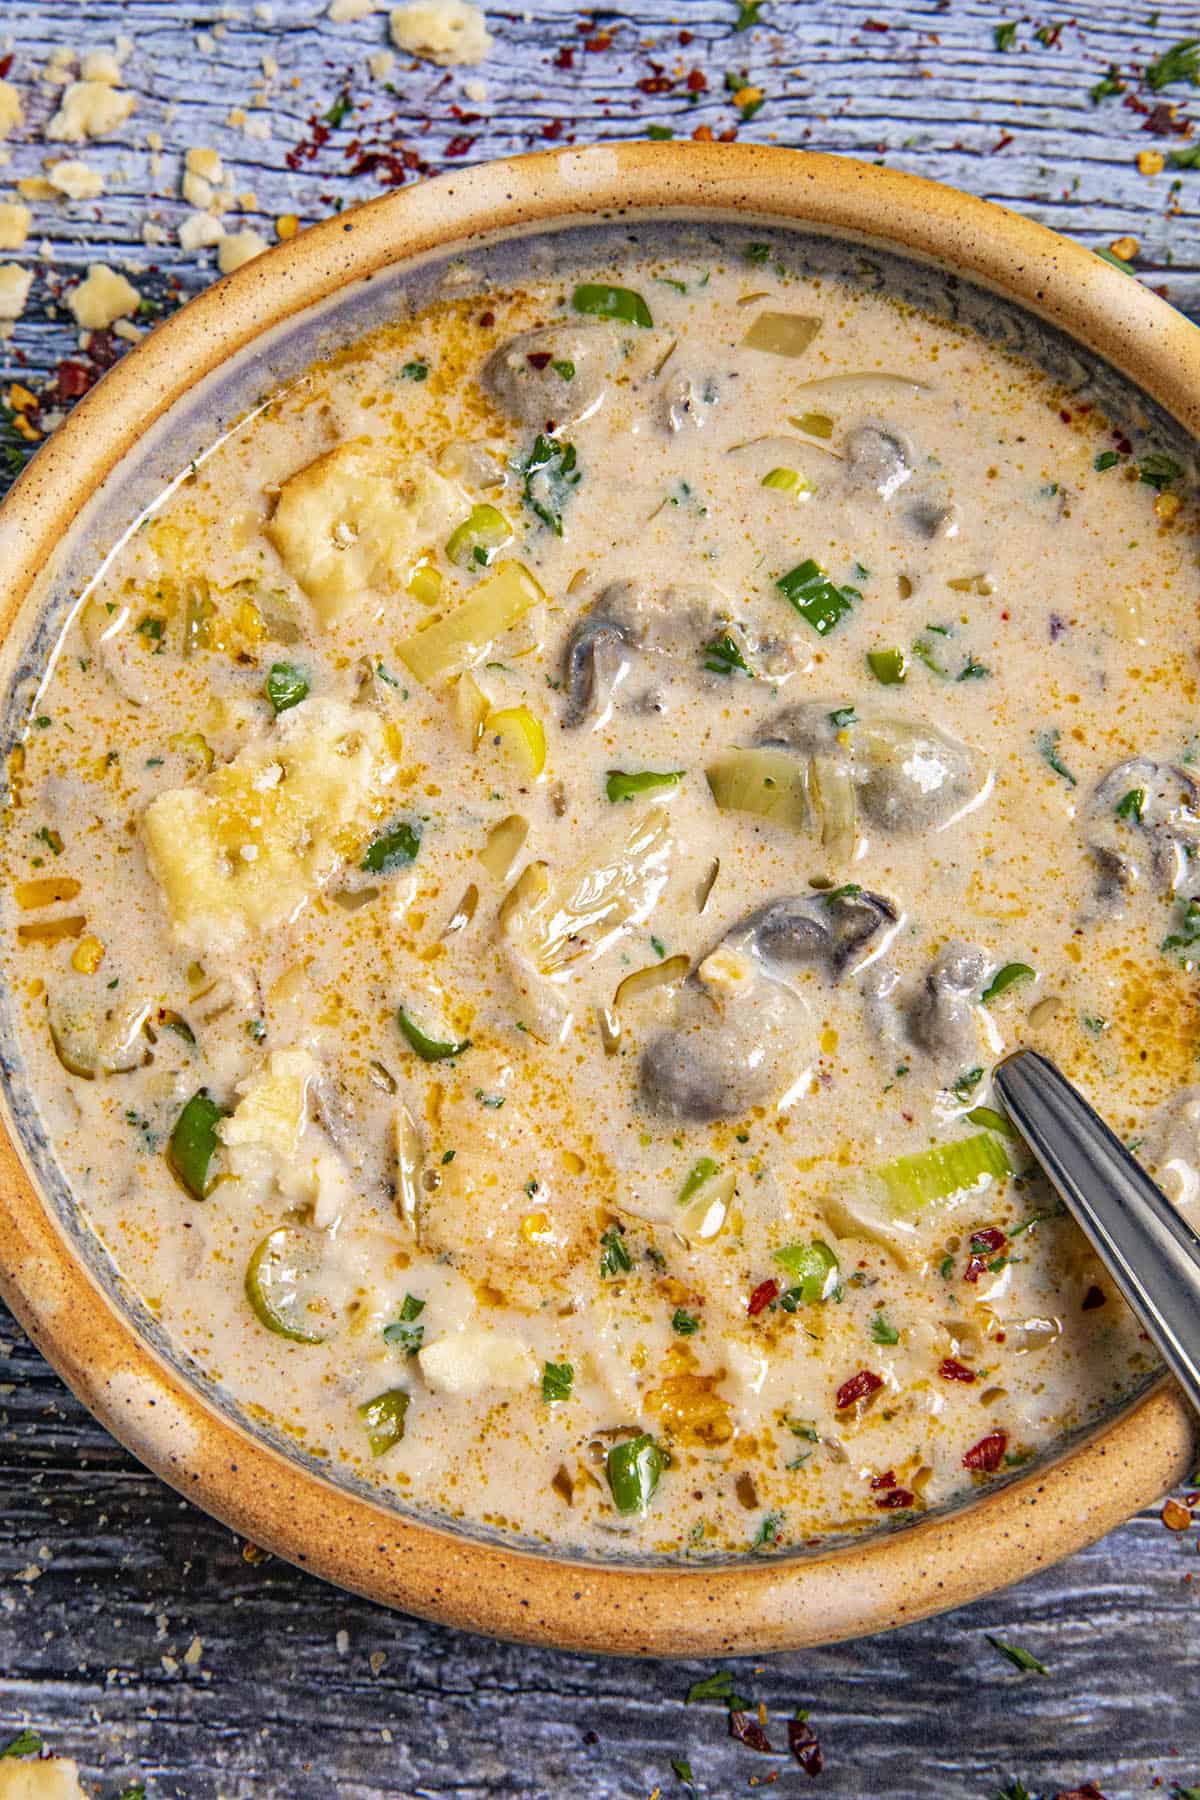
[389, 0, 493, 65]
[67, 262, 141, 330]
[329, 0, 377, 17]
[217, 228, 269, 273]
[47, 159, 106, 200]
[80, 49, 123, 84]
[183, 1633, 204, 1666]
[368, 49, 396, 80]
[47, 81, 136, 143]
[179, 211, 224, 252]
[186, 146, 224, 185]
[0, 202, 31, 251]
[0, 80, 22, 138]
[0, 264, 33, 321]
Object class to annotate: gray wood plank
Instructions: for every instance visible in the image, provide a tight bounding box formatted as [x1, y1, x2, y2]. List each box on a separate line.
[1, 2, 1199, 1795]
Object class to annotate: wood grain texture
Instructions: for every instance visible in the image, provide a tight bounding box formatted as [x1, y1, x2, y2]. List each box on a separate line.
[0, 2, 1199, 1795]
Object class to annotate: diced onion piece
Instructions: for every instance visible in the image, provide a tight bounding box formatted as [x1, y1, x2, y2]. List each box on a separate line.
[244, 1224, 332, 1343]
[479, 813, 529, 882]
[811, 753, 858, 868]
[741, 311, 822, 358]
[395, 1103, 421, 1233]
[48, 992, 151, 1079]
[706, 746, 815, 835]
[873, 1132, 1011, 1220]
[789, 411, 834, 439]
[407, 559, 443, 606]
[499, 808, 672, 976]
[455, 671, 490, 748]
[483, 704, 546, 778]
[397, 560, 546, 686]
[789, 372, 931, 394]
[603, 953, 689, 1052]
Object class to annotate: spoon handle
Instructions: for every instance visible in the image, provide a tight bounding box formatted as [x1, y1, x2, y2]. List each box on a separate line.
[994, 1048, 1200, 1418]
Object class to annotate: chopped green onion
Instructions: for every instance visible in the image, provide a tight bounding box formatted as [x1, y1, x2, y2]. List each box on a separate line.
[772, 1239, 841, 1305]
[1163, 897, 1200, 954]
[167, 1088, 228, 1200]
[679, 1157, 721, 1203]
[703, 633, 754, 677]
[965, 1104, 1016, 1137]
[571, 282, 653, 329]
[1116, 787, 1146, 822]
[245, 1225, 330, 1344]
[867, 647, 907, 685]
[446, 502, 513, 570]
[396, 1006, 471, 1061]
[357, 1387, 410, 1455]
[994, 20, 1017, 50]
[551, 358, 575, 381]
[605, 1433, 666, 1513]
[761, 466, 814, 498]
[982, 962, 1036, 1005]
[874, 1132, 1011, 1218]
[776, 558, 861, 636]
[1094, 449, 1121, 472]
[542, 1360, 574, 1402]
[265, 662, 309, 715]
[382, 1293, 426, 1355]
[1145, 39, 1200, 91]
[985, 1634, 1049, 1676]
[606, 768, 685, 803]
[400, 360, 428, 381]
[671, 1307, 700, 1335]
[952, 1066, 984, 1100]
[361, 818, 421, 874]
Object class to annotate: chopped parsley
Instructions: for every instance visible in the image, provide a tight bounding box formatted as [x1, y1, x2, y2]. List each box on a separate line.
[869, 1311, 900, 1346]
[599, 1224, 632, 1278]
[703, 632, 754, 677]
[400, 360, 429, 381]
[1116, 787, 1146, 822]
[671, 1307, 701, 1335]
[752, 1510, 784, 1548]
[1145, 39, 1200, 91]
[1036, 727, 1077, 786]
[994, 21, 1018, 51]
[518, 432, 581, 535]
[542, 1359, 574, 1402]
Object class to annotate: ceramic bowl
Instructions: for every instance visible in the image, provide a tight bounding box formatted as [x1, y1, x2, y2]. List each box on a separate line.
[0, 144, 1196, 1655]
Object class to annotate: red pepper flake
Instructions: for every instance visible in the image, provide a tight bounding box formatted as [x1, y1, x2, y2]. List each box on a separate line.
[962, 1430, 1008, 1473]
[86, 330, 124, 373]
[718, 127, 738, 141]
[583, 30, 612, 51]
[993, 131, 1014, 152]
[542, 119, 565, 140]
[1123, 90, 1150, 117]
[875, 1488, 915, 1509]
[869, 1469, 897, 1490]
[637, 72, 674, 93]
[1060, 408, 1073, 423]
[0, 54, 12, 78]
[1039, 22, 1062, 46]
[1081, 1283, 1106, 1311]
[1142, 102, 1189, 136]
[526, 351, 554, 369]
[938, 1357, 977, 1383]
[729, 1711, 773, 1753]
[679, 29, 694, 44]
[863, 16, 890, 28]
[443, 134, 476, 158]
[787, 1717, 823, 1777]
[1114, 433, 1133, 454]
[554, 44, 575, 69]
[52, 360, 93, 402]
[478, 310, 495, 328]
[836, 1368, 883, 1411]
[1054, 1787, 1108, 1800]
[686, 67, 708, 92]
[692, 124, 714, 141]
[963, 1225, 1007, 1284]
[747, 1278, 779, 1317]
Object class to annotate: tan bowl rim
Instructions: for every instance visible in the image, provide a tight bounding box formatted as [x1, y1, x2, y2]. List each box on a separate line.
[0, 143, 1196, 1656]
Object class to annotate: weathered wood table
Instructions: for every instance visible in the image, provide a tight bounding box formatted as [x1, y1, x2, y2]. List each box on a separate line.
[1, 2, 1198, 1795]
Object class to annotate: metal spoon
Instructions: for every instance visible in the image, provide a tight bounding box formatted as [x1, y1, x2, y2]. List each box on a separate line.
[994, 1048, 1200, 1417]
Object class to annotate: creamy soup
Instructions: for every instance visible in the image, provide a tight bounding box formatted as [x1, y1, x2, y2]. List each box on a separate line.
[3, 236, 1198, 1557]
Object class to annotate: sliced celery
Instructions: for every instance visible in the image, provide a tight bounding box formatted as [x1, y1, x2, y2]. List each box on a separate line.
[874, 1132, 1011, 1219]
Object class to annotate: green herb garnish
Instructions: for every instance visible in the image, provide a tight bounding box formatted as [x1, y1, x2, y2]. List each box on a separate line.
[265, 662, 310, 715]
[703, 632, 753, 677]
[985, 1634, 1049, 1675]
[396, 1006, 471, 1061]
[167, 1088, 228, 1200]
[679, 1156, 720, 1203]
[1036, 727, 1077, 786]
[606, 1433, 665, 1513]
[360, 818, 421, 874]
[600, 1224, 633, 1278]
[777, 558, 861, 636]
[571, 282, 653, 328]
[542, 1360, 574, 1402]
[382, 1293, 426, 1355]
[867, 647, 908, 685]
[982, 962, 1035, 1005]
[518, 432, 581, 535]
[671, 1307, 701, 1335]
[605, 768, 685, 802]
[869, 1311, 900, 1345]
